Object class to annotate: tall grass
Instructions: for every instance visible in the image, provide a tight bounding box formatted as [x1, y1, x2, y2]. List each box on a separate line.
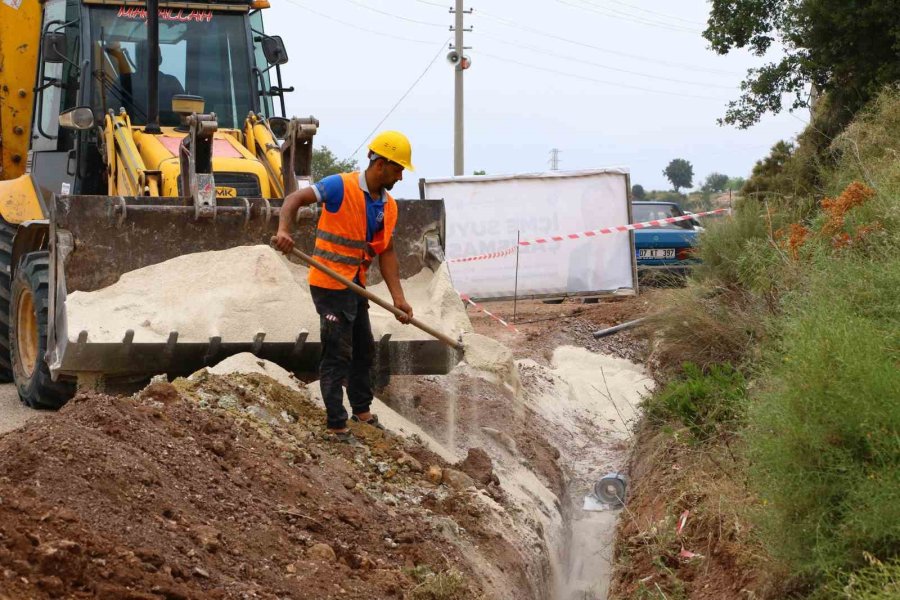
[749, 256, 900, 577]
[638, 86, 900, 598]
[820, 559, 900, 600]
[645, 284, 767, 376]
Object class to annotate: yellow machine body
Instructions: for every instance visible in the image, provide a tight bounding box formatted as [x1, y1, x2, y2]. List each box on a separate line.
[0, 0, 453, 408]
[0, 0, 42, 184]
[0, 175, 45, 224]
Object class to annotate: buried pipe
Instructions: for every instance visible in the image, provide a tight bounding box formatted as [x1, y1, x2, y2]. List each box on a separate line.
[592, 317, 647, 339]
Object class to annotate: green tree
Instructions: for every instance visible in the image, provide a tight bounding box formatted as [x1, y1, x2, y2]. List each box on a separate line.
[311, 146, 358, 182]
[704, 0, 900, 128]
[726, 176, 746, 191]
[473, 169, 486, 175]
[701, 172, 730, 193]
[631, 184, 646, 200]
[741, 140, 794, 196]
[663, 159, 694, 193]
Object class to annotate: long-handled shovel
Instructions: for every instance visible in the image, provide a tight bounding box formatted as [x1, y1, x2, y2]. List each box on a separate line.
[277, 243, 463, 351]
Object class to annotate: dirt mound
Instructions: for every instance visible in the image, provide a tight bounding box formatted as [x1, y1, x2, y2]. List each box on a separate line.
[465, 295, 651, 366]
[0, 372, 540, 599]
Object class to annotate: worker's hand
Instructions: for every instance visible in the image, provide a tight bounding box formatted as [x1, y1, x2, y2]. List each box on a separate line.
[271, 231, 295, 254]
[393, 299, 413, 324]
[105, 41, 133, 75]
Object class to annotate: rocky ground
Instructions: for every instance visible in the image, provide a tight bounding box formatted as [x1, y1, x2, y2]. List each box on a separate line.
[0, 296, 652, 600]
[0, 373, 497, 599]
[462, 294, 652, 366]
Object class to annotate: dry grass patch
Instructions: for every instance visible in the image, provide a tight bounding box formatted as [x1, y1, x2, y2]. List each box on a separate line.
[609, 424, 781, 600]
[643, 285, 766, 378]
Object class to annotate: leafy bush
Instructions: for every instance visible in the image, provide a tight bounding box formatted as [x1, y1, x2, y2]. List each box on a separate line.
[694, 197, 815, 295]
[748, 256, 900, 579]
[643, 362, 747, 441]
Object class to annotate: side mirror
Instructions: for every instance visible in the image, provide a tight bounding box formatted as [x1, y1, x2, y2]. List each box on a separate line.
[58, 106, 95, 130]
[42, 31, 67, 63]
[261, 36, 288, 65]
[268, 117, 289, 139]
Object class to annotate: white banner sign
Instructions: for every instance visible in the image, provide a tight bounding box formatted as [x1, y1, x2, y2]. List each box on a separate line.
[424, 169, 634, 299]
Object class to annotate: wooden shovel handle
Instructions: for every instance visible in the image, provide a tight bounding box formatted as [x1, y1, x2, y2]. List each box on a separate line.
[281, 245, 462, 350]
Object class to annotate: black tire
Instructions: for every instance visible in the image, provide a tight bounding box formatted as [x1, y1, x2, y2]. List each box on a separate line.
[10, 252, 75, 409]
[0, 217, 16, 382]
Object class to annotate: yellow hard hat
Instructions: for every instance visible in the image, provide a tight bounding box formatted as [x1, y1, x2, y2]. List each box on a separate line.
[368, 130, 415, 171]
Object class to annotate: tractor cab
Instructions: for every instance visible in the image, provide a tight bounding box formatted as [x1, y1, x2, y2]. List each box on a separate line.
[32, 0, 289, 197]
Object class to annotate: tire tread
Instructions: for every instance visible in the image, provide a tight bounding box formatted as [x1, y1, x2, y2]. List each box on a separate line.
[11, 252, 74, 409]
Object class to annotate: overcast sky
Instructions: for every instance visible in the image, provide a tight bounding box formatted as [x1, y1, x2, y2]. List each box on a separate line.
[264, 0, 806, 198]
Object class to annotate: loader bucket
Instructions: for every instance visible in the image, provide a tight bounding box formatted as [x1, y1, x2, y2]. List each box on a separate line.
[46, 195, 454, 385]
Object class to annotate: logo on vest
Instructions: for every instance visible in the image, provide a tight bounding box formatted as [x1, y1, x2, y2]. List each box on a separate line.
[376, 211, 384, 223]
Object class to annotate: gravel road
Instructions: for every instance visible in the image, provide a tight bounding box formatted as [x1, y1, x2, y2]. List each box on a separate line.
[0, 384, 42, 435]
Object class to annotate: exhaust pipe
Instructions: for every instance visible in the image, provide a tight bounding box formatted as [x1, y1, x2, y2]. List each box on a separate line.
[144, 0, 161, 133]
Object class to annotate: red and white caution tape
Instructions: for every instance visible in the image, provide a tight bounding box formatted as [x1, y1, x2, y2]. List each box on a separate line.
[459, 294, 520, 333]
[448, 208, 727, 264]
[676, 510, 690, 536]
[449, 245, 518, 264]
[675, 509, 704, 560]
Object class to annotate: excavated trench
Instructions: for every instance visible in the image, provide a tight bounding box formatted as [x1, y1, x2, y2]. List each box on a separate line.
[16, 245, 653, 599]
[380, 339, 653, 600]
[0, 336, 650, 599]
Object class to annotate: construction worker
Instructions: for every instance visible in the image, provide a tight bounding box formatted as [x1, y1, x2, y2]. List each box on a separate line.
[105, 42, 185, 124]
[274, 131, 415, 443]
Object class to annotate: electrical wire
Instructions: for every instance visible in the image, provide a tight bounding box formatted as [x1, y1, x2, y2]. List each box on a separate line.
[600, 0, 706, 27]
[406, 0, 742, 76]
[338, 0, 447, 27]
[282, 2, 732, 106]
[479, 49, 729, 101]
[284, 0, 436, 44]
[557, 0, 701, 34]
[476, 9, 740, 76]
[349, 36, 452, 158]
[477, 31, 737, 89]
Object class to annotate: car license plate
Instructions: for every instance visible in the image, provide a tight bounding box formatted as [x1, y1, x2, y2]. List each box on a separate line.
[638, 249, 676, 259]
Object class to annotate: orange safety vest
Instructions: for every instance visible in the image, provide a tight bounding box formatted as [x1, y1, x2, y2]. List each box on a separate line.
[308, 172, 398, 290]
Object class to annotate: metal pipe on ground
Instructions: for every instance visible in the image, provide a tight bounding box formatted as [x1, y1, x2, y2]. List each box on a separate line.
[592, 317, 647, 339]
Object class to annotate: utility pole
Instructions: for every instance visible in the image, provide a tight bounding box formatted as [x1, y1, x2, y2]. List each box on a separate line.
[450, 1, 472, 176]
[549, 148, 561, 171]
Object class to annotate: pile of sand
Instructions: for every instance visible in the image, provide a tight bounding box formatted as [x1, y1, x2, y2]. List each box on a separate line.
[65, 245, 472, 344]
[197, 352, 303, 391]
[457, 332, 519, 388]
[368, 262, 470, 341]
[519, 346, 652, 441]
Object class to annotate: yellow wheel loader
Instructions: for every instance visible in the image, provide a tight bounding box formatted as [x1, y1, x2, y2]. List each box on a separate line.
[0, 0, 449, 408]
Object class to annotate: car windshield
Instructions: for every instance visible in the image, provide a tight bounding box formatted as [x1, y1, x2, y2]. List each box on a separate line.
[89, 6, 252, 129]
[632, 203, 694, 230]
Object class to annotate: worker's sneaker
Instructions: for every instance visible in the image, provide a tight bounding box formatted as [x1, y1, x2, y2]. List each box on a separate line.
[351, 414, 386, 430]
[326, 430, 360, 446]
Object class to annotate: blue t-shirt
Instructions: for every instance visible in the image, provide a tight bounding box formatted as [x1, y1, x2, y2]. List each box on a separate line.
[313, 173, 385, 243]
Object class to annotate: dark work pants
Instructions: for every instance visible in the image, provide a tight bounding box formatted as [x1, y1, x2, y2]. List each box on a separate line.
[310, 285, 376, 430]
